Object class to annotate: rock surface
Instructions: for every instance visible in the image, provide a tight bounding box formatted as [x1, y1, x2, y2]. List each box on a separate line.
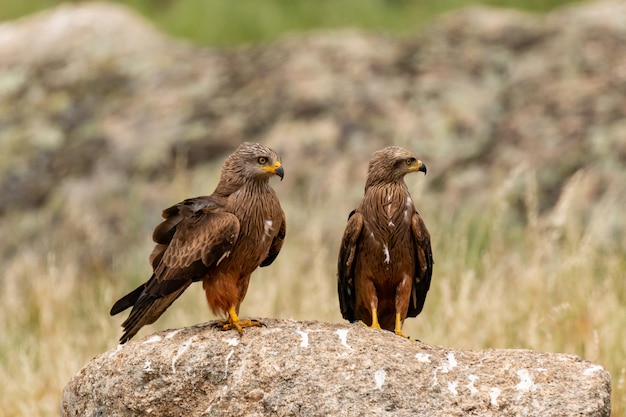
[61, 319, 610, 417]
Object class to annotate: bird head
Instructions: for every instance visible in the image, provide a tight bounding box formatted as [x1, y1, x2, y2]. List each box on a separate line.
[223, 142, 284, 184]
[365, 146, 427, 188]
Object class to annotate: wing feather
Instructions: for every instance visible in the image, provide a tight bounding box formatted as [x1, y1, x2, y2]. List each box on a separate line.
[159, 210, 239, 271]
[407, 211, 434, 317]
[111, 201, 239, 343]
[337, 210, 363, 322]
[152, 196, 219, 244]
[260, 209, 286, 267]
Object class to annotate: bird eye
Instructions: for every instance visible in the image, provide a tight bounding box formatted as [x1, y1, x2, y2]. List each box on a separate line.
[257, 157, 268, 164]
[406, 158, 415, 165]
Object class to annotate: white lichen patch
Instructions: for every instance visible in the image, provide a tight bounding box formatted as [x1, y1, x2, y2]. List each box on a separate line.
[224, 349, 234, 377]
[489, 387, 501, 407]
[374, 369, 386, 390]
[165, 329, 181, 339]
[171, 337, 194, 374]
[415, 352, 431, 362]
[296, 330, 309, 348]
[583, 365, 604, 376]
[335, 329, 352, 349]
[142, 335, 162, 344]
[467, 374, 479, 395]
[432, 352, 459, 387]
[448, 381, 458, 395]
[440, 353, 458, 373]
[225, 337, 239, 347]
[516, 369, 538, 392]
[108, 344, 123, 358]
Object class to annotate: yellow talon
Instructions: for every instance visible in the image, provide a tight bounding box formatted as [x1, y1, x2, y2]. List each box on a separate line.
[357, 306, 382, 330]
[213, 306, 262, 333]
[394, 312, 410, 339]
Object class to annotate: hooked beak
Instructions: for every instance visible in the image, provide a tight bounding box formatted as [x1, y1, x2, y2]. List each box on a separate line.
[409, 160, 427, 175]
[262, 161, 284, 180]
[275, 164, 284, 181]
[418, 161, 427, 175]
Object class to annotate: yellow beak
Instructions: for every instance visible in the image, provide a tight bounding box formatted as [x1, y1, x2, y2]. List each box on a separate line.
[409, 160, 427, 175]
[262, 161, 285, 180]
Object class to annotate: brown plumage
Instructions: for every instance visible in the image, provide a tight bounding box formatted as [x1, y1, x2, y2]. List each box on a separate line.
[338, 146, 433, 338]
[110, 142, 286, 343]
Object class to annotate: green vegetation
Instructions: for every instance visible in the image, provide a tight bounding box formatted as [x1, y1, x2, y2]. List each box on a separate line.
[1, 0, 581, 46]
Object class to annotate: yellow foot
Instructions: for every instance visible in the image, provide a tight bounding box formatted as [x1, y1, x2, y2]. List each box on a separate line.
[213, 318, 262, 334]
[394, 329, 410, 339]
[358, 320, 382, 330]
[213, 305, 263, 334]
[393, 313, 411, 339]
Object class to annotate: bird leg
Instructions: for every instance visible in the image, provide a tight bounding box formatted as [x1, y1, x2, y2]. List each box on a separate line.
[359, 305, 382, 330]
[214, 305, 262, 334]
[394, 312, 410, 339]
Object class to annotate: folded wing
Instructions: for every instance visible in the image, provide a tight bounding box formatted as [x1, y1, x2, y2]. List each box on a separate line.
[407, 211, 434, 317]
[110, 197, 239, 343]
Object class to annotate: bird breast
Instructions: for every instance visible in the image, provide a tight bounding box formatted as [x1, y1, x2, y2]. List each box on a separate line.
[360, 187, 414, 270]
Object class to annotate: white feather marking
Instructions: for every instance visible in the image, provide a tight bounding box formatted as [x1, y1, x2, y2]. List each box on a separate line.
[216, 250, 231, 266]
[264, 219, 273, 235]
[406, 196, 413, 206]
[383, 245, 391, 264]
[388, 220, 395, 227]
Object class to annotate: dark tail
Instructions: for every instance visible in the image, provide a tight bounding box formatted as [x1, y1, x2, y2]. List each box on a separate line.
[112, 279, 192, 344]
[110, 283, 146, 316]
[118, 294, 158, 344]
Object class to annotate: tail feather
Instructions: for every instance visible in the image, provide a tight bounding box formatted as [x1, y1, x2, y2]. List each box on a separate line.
[119, 295, 158, 344]
[110, 283, 146, 316]
[117, 282, 192, 344]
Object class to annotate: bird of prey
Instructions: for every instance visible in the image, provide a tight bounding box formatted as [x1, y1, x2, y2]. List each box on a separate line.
[110, 142, 286, 343]
[337, 146, 433, 338]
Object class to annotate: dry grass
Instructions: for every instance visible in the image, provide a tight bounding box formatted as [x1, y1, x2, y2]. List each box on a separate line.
[0, 161, 624, 416]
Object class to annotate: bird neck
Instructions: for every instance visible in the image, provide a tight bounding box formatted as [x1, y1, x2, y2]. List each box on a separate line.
[214, 176, 270, 198]
[364, 178, 407, 193]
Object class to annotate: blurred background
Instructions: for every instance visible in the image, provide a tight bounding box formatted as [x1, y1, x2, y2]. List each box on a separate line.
[0, 0, 624, 415]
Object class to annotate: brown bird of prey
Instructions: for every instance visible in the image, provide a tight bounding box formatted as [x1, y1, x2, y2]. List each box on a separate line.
[337, 146, 433, 338]
[110, 142, 286, 343]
